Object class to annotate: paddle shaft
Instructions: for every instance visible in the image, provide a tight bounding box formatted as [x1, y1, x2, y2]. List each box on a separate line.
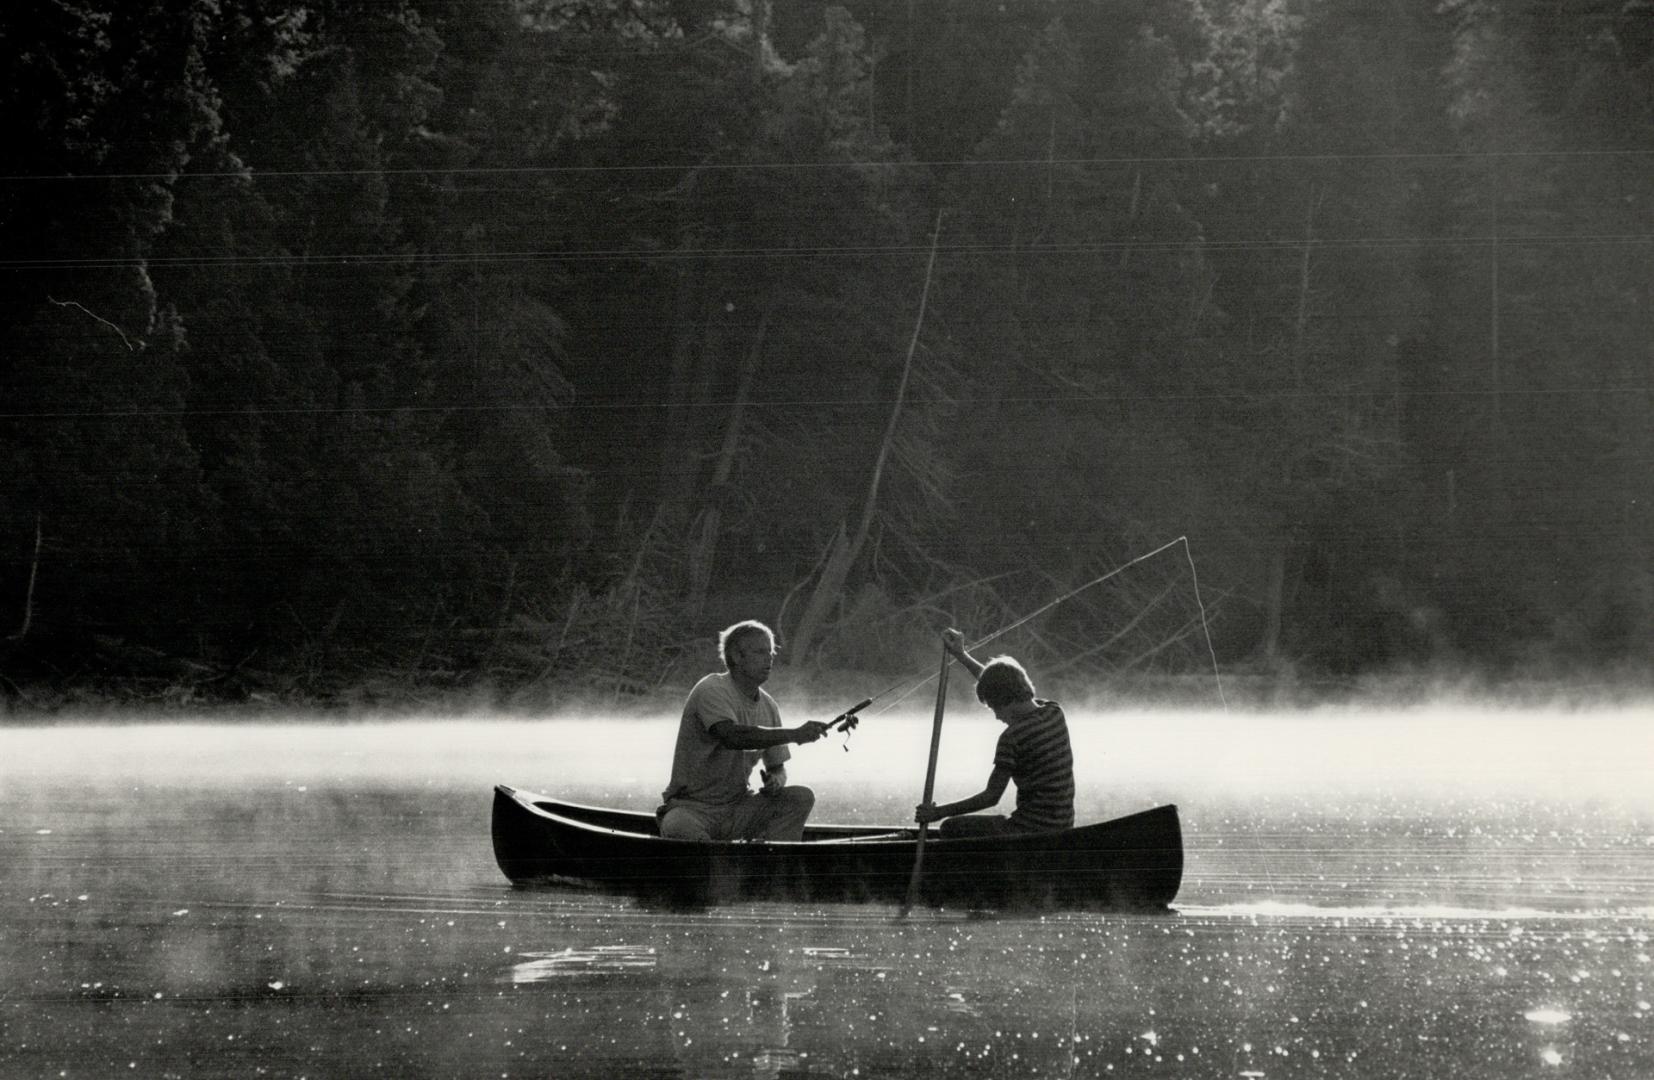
[901, 641, 950, 915]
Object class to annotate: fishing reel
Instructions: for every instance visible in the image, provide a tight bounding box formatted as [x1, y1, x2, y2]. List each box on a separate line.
[826, 697, 870, 751]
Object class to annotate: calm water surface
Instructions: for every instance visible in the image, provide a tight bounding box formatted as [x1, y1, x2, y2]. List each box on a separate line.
[2, 708, 1650, 1078]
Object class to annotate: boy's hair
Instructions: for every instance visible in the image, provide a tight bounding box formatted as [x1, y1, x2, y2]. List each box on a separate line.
[975, 656, 1036, 709]
[719, 620, 776, 668]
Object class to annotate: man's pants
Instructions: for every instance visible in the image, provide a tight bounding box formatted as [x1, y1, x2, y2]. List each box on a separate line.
[658, 787, 815, 842]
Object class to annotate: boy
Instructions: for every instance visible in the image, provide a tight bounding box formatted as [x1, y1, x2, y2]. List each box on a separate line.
[914, 628, 1075, 837]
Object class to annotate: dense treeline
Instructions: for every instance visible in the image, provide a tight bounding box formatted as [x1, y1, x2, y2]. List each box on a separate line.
[1, 0, 1649, 706]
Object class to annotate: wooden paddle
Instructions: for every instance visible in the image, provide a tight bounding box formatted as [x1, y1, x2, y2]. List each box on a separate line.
[899, 639, 951, 917]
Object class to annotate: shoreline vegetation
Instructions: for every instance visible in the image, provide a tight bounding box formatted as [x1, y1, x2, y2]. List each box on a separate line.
[4, 3, 1651, 720]
[4, 650, 1649, 722]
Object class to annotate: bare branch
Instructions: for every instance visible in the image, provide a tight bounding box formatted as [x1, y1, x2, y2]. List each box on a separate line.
[47, 296, 137, 351]
[5, 514, 42, 644]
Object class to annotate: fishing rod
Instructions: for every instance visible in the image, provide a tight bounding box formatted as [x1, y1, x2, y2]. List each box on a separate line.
[821, 535, 1227, 737]
[826, 696, 872, 731]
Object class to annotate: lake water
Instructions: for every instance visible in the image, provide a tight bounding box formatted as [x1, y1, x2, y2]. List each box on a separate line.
[2, 706, 1651, 1078]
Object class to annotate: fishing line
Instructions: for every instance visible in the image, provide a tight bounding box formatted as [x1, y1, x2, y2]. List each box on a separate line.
[828, 534, 1228, 727]
[814, 536, 1268, 909]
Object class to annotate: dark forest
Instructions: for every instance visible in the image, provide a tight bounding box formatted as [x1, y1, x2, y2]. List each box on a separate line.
[2, 0, 1650, 708]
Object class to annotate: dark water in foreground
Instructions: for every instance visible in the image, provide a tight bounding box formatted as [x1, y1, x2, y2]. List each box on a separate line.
[2, 713, 1651, 1078]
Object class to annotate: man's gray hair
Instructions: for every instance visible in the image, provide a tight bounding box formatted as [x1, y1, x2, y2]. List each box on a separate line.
[719, 620, 775, 668]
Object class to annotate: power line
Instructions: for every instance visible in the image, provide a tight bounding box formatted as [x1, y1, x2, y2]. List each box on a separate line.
[6, 145, 1654, 184]
[7, 228, 1654, 272]
[0, 382, 1649, 422]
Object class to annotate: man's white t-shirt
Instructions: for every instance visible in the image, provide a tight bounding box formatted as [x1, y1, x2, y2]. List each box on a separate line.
[660, 672, 790, 807]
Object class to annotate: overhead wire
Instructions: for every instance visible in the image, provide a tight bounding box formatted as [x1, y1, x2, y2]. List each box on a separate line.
[9, 227, 1654, 272]
[6, 144, 1654, 184]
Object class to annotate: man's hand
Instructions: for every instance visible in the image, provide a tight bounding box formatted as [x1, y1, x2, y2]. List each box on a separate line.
[761, 766, 787, 795]
[793, 720, 830, 744]
[942, 627, 966, 658]
[914, 802, 942, 825]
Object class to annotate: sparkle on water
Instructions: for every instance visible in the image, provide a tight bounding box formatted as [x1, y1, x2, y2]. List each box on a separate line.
[2, 700, 1651, 1078]
[1524, 1007, 1572, 1025]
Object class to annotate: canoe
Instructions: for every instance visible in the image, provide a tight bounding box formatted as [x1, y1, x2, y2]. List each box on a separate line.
[491, 785, 1183, 910]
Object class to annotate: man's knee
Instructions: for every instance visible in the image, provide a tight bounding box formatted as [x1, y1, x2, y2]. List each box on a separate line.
[659, 806, 712, 841]
[752, 786, 814, 841]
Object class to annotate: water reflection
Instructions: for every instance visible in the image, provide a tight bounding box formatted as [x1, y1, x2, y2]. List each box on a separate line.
[511, 944, 659, 981]
[2, 714, 1652, 1078]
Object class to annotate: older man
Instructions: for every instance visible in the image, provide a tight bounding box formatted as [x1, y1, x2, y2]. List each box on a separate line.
[658, 620, 829, 841]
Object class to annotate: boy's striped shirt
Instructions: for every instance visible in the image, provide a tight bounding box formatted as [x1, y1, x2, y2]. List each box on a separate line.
[993, 699, 1075, 831]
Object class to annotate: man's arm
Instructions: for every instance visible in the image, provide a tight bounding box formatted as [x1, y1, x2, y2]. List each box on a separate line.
[942, 628, 985, 679]
[707, 719, 829, 750]
[915, 765, 1011, 823]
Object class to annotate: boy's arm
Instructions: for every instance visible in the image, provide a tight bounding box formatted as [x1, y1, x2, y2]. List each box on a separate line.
[942, 628, 985, 679]
[917, 765, 1011, 822]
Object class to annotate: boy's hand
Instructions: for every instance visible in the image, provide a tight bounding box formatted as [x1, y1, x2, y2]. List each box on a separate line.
[914, 802, 942, 825]
[760, 766, 786, 795]
[942, 628, 965, 656]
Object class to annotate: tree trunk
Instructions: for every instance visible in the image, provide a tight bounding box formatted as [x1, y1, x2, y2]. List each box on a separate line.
[1259, 539, 1287, 665]
[1119, 166, 1141, 273]
[786, 213, 943, 663]
[657, 235, 705, 522]
[5, 513, 42, 643]
[1293, 184, 1325, 390]
[1486, 174, 1508, 522]
[905, 0, 916, 145]
[685, 304, 771, 615]
[1257, 185, 1323, 665]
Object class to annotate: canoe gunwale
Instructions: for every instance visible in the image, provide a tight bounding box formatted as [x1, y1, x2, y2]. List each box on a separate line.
[497, 785, 916, 844]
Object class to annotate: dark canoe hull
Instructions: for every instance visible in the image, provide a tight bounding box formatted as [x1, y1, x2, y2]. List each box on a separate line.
[491, 785, 1182, 911]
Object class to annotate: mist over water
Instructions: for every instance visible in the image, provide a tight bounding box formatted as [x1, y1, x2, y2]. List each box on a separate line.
[4, 704, 1651, 1078]
[8, 702, 1651, 919]
[7, 700, 1652, 806]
